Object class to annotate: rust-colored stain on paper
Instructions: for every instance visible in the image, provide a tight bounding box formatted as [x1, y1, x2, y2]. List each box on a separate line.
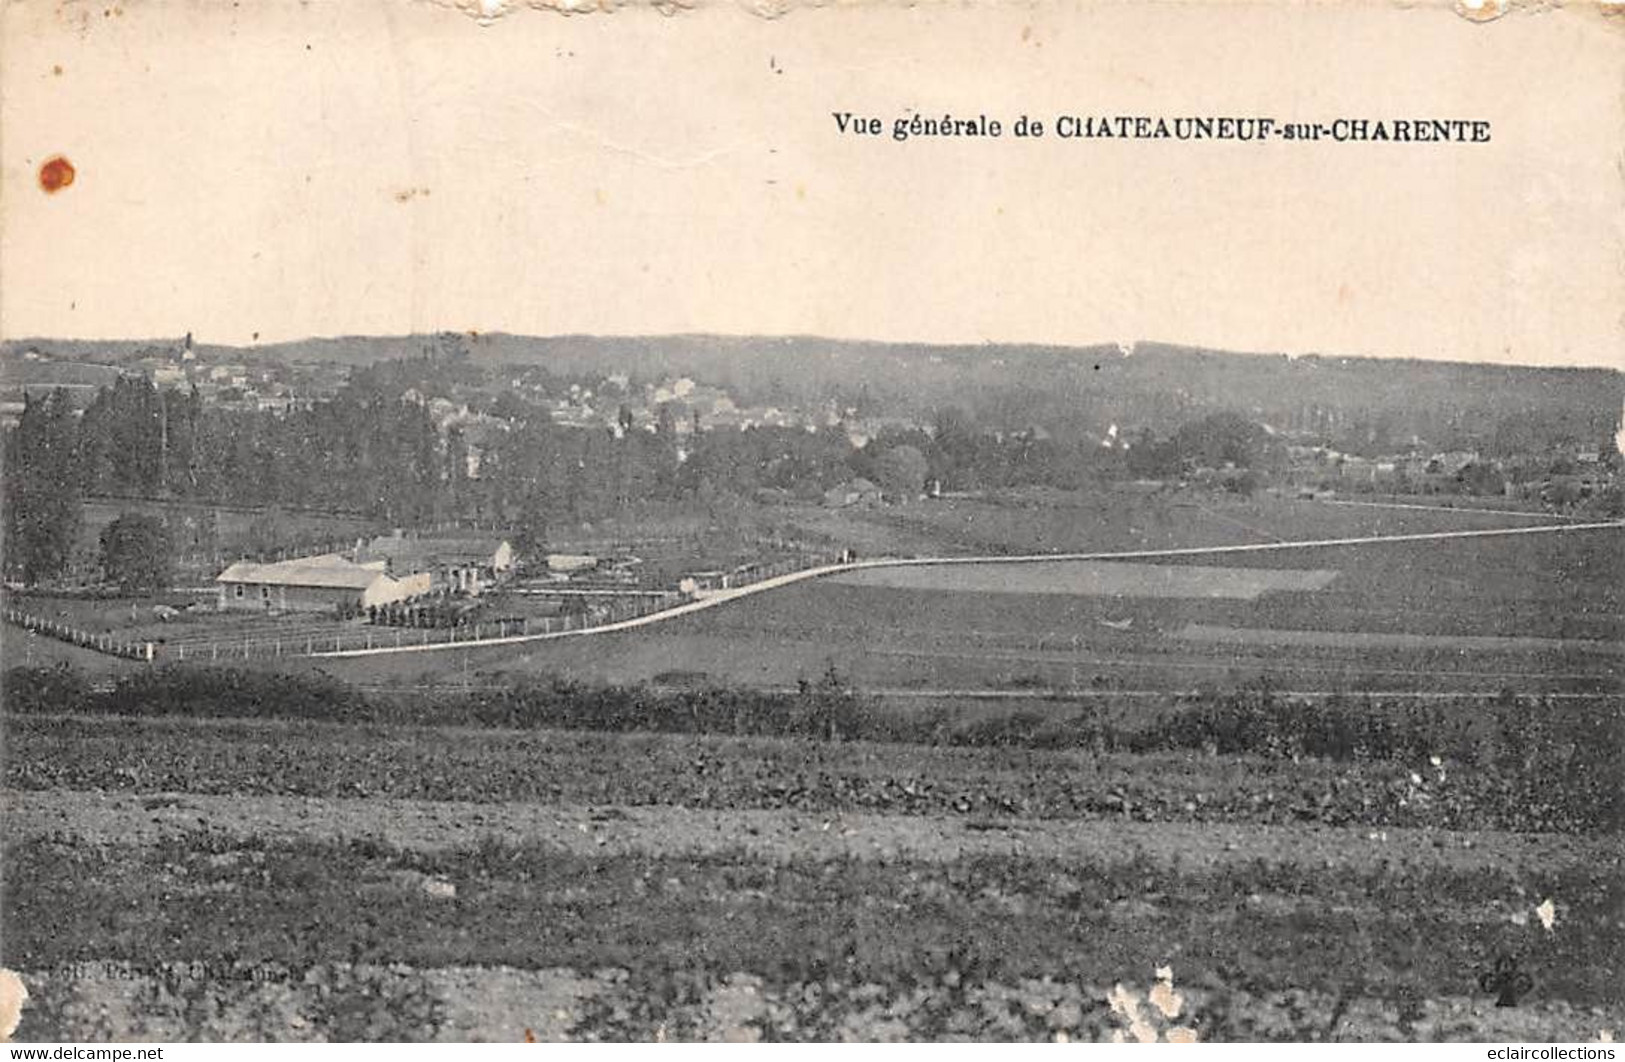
[38, 155, 76, 193]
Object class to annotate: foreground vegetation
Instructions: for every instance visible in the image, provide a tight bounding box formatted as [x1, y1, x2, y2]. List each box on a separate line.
[6, 662, 1620, 1040]
[7, 829, 1620, 1041]
[9, 665, 1621, 833]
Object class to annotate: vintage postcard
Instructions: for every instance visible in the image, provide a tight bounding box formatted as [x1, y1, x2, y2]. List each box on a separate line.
[1, 0, 1622, 1045]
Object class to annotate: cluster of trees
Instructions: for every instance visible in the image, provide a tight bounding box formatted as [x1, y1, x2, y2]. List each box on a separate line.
[1, 384, 451, 585]
[851, 415, 1099, 495]
[44, 375, 448, 521]
[1120, 411, 1282, 483]
[3, 380, 452, 585]
[440, 396, 1191, 532]
[5, 363, 1307, 587]
[3, 389, 82, 583]
[98, 513, 174, 592]
[2, 662, 873, 746]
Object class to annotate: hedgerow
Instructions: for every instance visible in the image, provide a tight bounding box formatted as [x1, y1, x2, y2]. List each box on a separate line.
[7, 664, 1619, 832]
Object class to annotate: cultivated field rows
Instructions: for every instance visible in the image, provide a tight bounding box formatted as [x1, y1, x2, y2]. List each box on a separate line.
[7, 789, 1613, 872]
[7, 710, 1621, 1041]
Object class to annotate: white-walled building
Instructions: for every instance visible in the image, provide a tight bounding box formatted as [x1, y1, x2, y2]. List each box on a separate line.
[216, 554, 429, 614]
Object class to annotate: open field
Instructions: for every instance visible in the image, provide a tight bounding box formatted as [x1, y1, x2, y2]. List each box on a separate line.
[10, 701, 1619, 831]
[5, 510, 1620, 701]
[786, 491, 1576, 560]
[11, 826, 1617, 1042]
[0, 625, 137, 676]
[299, 523, 1622, 696]
[1171, 624, 1624, 656]
[829, 560, 1339, 599]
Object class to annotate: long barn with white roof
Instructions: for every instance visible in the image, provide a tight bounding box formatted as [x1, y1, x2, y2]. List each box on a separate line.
[215, 554, 429, 614]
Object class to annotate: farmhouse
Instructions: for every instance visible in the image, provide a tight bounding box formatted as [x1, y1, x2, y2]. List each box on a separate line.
[358, 532, 516, 596]
[1428, 450, 1481, 476]
[545, 553, 599, 574]
[216, 554, 428, 614]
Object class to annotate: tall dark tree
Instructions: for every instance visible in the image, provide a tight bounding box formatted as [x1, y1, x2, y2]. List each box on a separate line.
[99, 512, 175, 593]
[3, 389, 84, 584]
[513, 495, 549, 562]
[875, 444, 929, 500]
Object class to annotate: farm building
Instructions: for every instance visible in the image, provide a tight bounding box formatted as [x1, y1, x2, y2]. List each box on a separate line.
[358, 532, 516, 596]
[216, 554, 429, 614]
[545, 553, 600, 574]
[822, 477, 883, 509]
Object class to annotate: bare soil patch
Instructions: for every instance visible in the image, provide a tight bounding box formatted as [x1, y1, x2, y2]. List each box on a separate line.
[830, 560, 1339, 600]
[8, 789, 1611, 873]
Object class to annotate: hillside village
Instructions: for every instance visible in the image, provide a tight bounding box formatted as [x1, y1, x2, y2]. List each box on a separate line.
[6, 333, 1619, 508]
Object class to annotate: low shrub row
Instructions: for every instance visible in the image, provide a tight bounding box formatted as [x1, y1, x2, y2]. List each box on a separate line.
[7, 664, 1619, 832]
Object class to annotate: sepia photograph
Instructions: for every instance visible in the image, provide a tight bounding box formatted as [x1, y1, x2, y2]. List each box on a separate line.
[1, 0, 1622, 1045]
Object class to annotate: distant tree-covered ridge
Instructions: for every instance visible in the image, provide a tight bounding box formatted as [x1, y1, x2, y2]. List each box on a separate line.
[9, 333, 1619, 458]
[3, 336, 1619, 585]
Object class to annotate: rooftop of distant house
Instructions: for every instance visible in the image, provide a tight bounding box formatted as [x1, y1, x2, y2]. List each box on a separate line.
[358, 533, 512, 569]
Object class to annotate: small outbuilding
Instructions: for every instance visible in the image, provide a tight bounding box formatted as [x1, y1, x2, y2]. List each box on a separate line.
[358, 533, 516, 596]
[822, 477, 883, 509]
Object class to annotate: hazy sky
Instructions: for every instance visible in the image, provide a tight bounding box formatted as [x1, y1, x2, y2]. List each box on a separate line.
[3, 1, 1622, 369]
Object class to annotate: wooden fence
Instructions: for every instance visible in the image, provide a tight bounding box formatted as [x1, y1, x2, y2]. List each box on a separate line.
[3, 550, 844, 663]
[2, 608, 155, 660]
